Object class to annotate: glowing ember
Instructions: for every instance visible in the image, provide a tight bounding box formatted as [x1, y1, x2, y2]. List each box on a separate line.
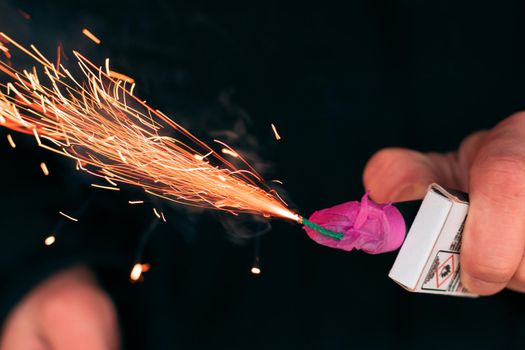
[40, 162, 49, 176]
[128, 200, 144, 205]
[130, 263, 143, 281]
[221, 148, 239, 158]
[271, 123, 281, 141]
[44, 235, 56, 246]
[250, 266, 261, 275]
[81, 28, 101, 45]
[0, 34, 300, 223]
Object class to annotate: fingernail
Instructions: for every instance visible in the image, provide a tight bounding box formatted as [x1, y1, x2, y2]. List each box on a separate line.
[390, 183, 428, 202]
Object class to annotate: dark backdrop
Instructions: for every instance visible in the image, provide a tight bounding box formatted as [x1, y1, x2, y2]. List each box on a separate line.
[1, 1, 525, 349]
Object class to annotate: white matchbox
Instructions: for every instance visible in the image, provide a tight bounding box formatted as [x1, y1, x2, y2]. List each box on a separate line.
[389, 184, 477, 297]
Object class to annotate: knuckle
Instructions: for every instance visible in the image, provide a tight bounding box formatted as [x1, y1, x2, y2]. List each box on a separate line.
[501, 111, 525, 126]
[471, 151, 525, 202]
[463, 258, 516, 284]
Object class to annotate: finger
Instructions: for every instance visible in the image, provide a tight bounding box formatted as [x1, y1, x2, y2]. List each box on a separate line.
[454, 131, 489, 191]
[40, 273, 120, 350]
[363, 147, 459, 202]
[507, 258, 525, 293]
[461, 112, 525, 295]
[0, 299, 51, 350]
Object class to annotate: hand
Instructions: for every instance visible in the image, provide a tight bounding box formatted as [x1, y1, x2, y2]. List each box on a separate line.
[0, 265, 120, 350]
[363, 112, 525, 296]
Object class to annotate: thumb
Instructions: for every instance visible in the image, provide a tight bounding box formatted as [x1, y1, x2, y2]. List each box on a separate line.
[363, 148, 457, 202]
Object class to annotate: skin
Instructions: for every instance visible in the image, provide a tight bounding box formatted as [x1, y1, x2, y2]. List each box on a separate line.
[363, 112, 525, 295]
[0, 265, 119, 350]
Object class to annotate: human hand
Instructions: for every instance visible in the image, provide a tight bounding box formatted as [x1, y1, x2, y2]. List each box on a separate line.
[0, 265, 120, 350]
[363, 112, 525, 295]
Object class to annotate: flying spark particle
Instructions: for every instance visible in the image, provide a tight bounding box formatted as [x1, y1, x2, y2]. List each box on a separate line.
[91, 183, 120, 191]
[104, 176, 117, 186]
[59, 211, 78, 222]
[160, 211, 167, 222]
[130, 263, 143, 281]
[6, 134, 16, 148]
[221, 148, 239, 158]
[104, 58, 110, 75]
[128, 200, 144, 205]
[44, 235, 55, 246]
[271, 180, 283, 185]
[109, 70, 135, 83]
[194, 151, 213, 161]
[271, 123, 282, 141]
[251, 266, 261, 275]
[40, 162, 49, 176]
[82, 28, 101, 44]
[141, 263, 151, 272]
[153, 208, 161, 219]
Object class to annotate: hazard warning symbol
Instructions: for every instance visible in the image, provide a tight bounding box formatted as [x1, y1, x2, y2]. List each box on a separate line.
[422, 251, 460, 292]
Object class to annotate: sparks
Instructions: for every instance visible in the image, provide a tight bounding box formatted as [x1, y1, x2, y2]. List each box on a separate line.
[153, 208, 161, 219]
[40, 162, 49, 176]
[271, 123, 282, 141]
[0, 34, 300, 223]
[130, 263, 143, 281]
[82, 28, 101, 45]
[91, 183, 120, 191]
[221, 148, 239, 158]
[250, 266, 261, 275]
[109, 70, 135, 84]
[44, 235, 55, 246]
[128, 200, 144, 205]
[6, 134, 16, 148]
[59, 211, 78, 222]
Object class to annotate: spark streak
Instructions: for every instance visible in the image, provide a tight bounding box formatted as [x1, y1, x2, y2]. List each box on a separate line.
[6, 134, 15, 148]
[271, 123, 281, 141]
[59, 211, 79, 222]
[91, 183, 120, 191]
[82, 28, 101, 45]
[0, 34, 301, 224]
[40, 162, 49, 176]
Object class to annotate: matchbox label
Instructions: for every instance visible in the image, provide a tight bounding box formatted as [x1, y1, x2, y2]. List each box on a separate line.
[422, 251, 460, 292]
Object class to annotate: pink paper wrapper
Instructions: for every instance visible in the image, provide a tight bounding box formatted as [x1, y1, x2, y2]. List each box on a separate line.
[303, 194, 406, 254]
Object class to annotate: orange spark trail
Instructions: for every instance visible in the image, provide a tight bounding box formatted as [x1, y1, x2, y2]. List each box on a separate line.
[0, 34, 299, 222]
[271, 123, 281, 141]
[82, 28, 101, 44]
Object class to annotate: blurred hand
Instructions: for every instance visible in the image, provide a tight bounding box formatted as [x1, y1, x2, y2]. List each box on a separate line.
[0, 265, 119, 350]
[363, 112, 525, 296]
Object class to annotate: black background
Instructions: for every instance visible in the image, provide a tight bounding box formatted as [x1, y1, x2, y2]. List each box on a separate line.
[1, 0, 525, 349]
